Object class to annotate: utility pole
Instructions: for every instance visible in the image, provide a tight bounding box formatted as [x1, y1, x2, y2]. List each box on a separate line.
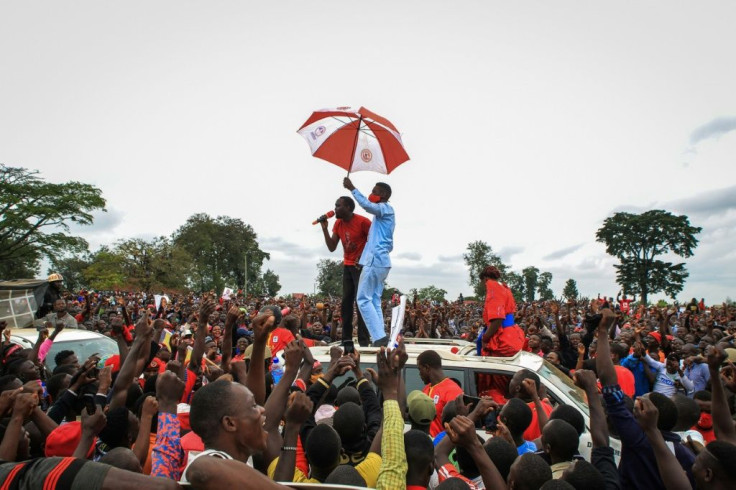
[243, 254, 248, 296]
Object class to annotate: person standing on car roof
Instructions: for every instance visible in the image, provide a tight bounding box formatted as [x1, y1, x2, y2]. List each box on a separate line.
[38, 273, 65, 318]
[319, 195, 372, 347]
[343, 177, 394, 347]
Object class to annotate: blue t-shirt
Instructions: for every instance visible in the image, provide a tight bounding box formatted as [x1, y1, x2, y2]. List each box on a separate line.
[517, 440, 537, 455]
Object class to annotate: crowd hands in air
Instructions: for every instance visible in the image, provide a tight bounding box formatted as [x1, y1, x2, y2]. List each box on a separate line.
[1, 284, 736, 489]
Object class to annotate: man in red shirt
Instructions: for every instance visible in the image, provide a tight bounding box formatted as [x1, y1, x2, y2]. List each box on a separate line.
[320, 196, 371, 346]
[418, 350, 464, 437]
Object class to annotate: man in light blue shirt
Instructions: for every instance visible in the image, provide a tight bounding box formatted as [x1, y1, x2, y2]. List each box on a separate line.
[343, 177, 394, 346]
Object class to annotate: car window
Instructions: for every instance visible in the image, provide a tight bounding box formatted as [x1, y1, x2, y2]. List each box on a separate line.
[45, 337, 119, 371]
[537, 362, 589, 416]
[404, 366, 465, 394]
[331, 363, 377, 390]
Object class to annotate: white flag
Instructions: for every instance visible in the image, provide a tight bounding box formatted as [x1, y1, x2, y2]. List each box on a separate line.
[388, 295, 407, 351]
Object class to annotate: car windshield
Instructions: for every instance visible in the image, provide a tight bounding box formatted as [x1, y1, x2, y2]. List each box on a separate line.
[45, 337, 119, 371]
[537, 361, 589, 416]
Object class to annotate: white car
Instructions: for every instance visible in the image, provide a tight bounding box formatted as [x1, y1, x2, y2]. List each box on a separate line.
[10, 328, 119, 372]
[310, 346, 621, 462]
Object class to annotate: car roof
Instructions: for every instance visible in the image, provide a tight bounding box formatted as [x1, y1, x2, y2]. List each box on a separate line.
[312, 345, 543, 369]
[11, 328, 110, 343]
[326, 337, 476, 355]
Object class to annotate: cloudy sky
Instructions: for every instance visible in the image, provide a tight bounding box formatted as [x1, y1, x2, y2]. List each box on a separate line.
[1, 2, 735, 302]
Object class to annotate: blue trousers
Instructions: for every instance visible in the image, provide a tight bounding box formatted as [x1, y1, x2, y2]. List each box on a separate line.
[356, 265, 390, 341]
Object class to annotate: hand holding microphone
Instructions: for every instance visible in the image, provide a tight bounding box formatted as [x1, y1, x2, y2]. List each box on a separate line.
[312, 210, 335, 225]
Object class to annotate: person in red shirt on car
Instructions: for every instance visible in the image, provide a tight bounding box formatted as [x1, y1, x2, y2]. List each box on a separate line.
[319, 196, 371, 346]
[480, 266, 525, 357]
[418, 349, 464, 437]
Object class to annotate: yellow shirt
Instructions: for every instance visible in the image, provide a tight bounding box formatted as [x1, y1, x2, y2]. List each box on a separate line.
[268, 451, 382, 487]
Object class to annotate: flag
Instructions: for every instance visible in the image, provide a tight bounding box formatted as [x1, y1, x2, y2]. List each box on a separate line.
[388, 295, 407, 350]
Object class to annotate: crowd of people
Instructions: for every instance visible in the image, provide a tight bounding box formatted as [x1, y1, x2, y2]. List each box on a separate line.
[0, 180, 733, 489]
[0, 270, 735, 489]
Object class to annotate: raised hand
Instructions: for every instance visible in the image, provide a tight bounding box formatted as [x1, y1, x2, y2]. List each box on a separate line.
[283, 340, 304, 372]
[706, 345, 727, 371]
[0, 387, 23, 417]
[521, 378, 539, 401]
[12, 392, 38, 420]
[446, 415, 481, 448]
[573, 369, 598, 392]
[142, 396, 159, 419]
[134, 310, 153, 339]
[156, 370, 185, 411]
[251, 312, 276, 343]
[285, 392, 314, 426]
[198, 300, 217, 326]
[634, 397, 659, 432]
[81, 403, 107, 435]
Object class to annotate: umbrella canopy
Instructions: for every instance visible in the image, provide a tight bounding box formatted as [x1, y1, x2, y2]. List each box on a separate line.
[297, 106, 409, 175]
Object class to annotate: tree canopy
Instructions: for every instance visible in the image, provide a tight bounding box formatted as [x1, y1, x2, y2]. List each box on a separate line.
[172, 214, 270, 294]
[416, 285, 447, 302]
[596, 209, 701, 303]
[562, 279, 579, 301]
[316, 259, 343, 297]
[0, 165, 106, 278]
[463, 241, 507, 298]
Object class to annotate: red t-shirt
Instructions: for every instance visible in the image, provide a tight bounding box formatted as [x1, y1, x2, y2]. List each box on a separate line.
[619, 298, 633, 314]
[423, 378, 464, 437]
[267, 327, 296, 356]
[523, 398, 554, 441]
[483, 280, 507, 325]
[333, 214, 371, 266]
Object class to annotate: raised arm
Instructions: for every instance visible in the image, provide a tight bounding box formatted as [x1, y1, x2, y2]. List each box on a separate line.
[264, 341, 304, 467]
[189, 300, 216, 372]
[574, 370, 609, 447]
[595, 308, 618, 387]
[110, 311, 153, 410]
[221, 304, 240, 372]
[706, 347, 736, 444]
[246, 311, 277, 405]
[445, 415, 507, 490]
[634, 397, 691, 490]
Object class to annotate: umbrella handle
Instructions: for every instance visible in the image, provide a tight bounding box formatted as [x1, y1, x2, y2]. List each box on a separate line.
[346, 115, 363, 177]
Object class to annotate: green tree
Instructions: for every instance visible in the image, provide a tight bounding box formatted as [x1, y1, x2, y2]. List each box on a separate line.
[522, 266, 540, 302]
[0, 165, 105, 278]
[255, 269, 281, 297]
[49, 254, 92, 292]
[113, 237, 190, 291]
[83, 247, 126, 290]
[173, 214, 269, 293]
[417, 285, 447, 302]
[505, 271, 525, 303]
[537, 271, 554, 301]
[562, 279, 579, 301]
[596, 210, 701, 303]
[316, 259, 343, 297]
[463, 241, 508, 299]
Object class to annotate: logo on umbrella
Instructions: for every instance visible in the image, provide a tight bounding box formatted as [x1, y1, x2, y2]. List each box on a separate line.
[311, 126, 326, 140]
[361, 149, 373, 163]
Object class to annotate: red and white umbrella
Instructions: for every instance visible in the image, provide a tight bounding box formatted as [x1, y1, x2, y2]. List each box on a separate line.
[297, 106, 409, 175]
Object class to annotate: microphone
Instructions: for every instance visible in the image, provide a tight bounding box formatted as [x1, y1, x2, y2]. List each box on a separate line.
[312, 210, 335, 225]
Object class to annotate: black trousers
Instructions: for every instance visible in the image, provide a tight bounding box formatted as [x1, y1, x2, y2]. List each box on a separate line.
[342, 265, 370, 346]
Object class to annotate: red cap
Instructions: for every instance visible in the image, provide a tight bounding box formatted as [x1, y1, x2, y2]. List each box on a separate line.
[45, 421, 96, 458]
[648, 332, 662, 344]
